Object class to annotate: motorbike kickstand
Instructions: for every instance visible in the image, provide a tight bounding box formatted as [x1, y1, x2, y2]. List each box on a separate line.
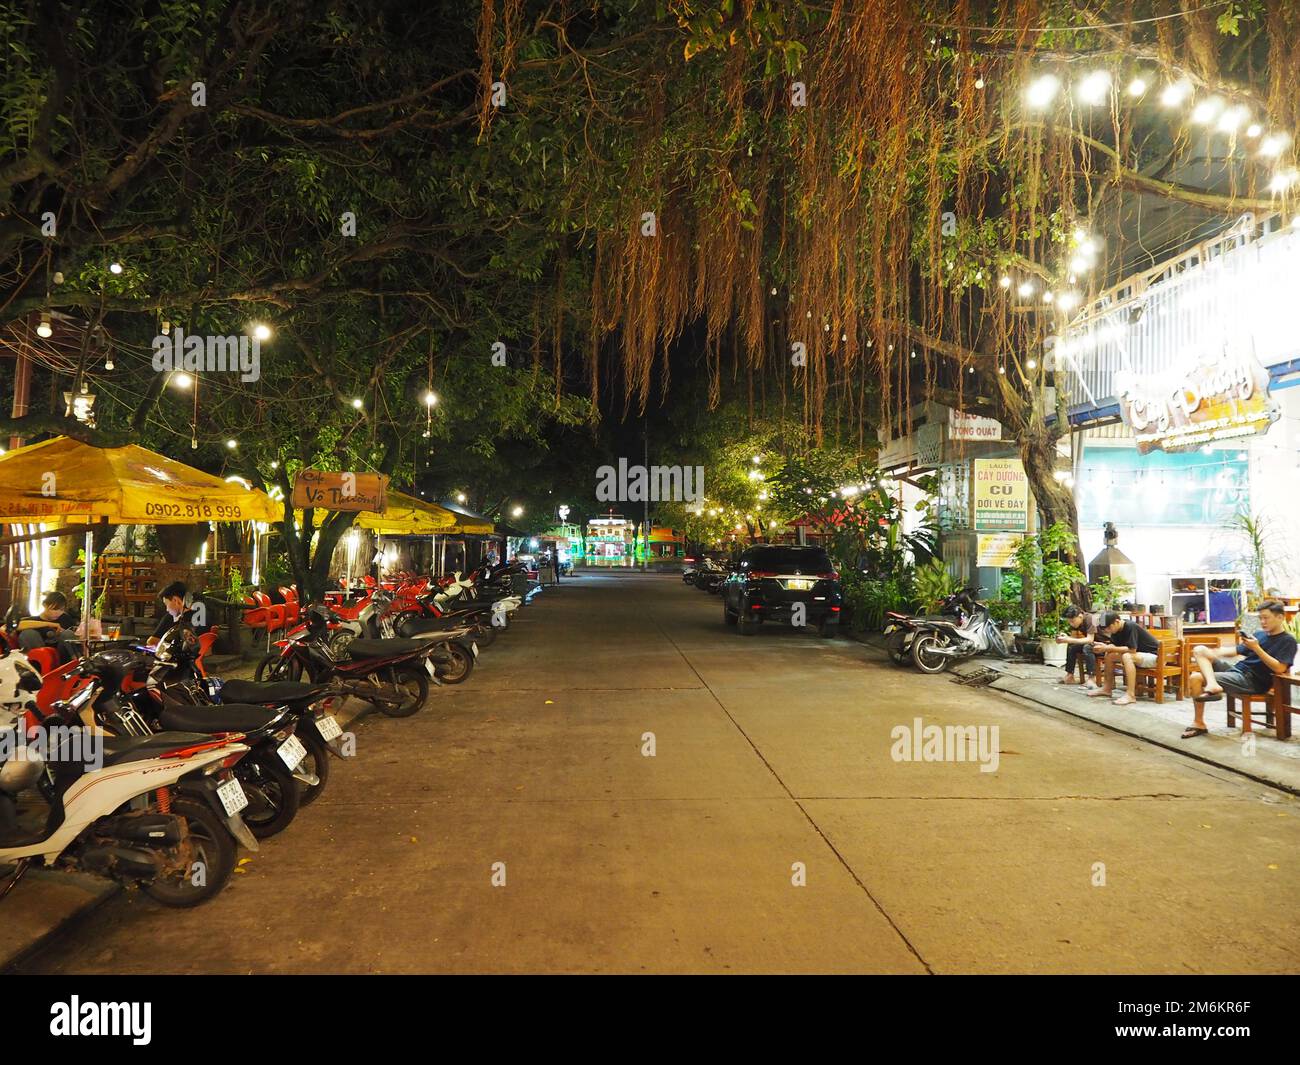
[0, 858, 31, 902]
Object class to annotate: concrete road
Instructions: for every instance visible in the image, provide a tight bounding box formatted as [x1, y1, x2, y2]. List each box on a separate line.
[16, 570, 1300, 974]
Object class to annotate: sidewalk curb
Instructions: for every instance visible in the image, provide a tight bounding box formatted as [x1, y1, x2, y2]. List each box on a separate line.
[847, 630, 1300, 797]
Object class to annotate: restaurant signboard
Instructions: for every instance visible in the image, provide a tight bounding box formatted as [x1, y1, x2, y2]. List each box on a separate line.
[292, 470, 388, 512]
[1114, 350, 1279, 454]
[973, 458, 1029, 532]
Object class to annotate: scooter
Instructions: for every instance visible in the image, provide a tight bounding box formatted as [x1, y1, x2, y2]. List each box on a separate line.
[906, 591, 1009, 674]
[883, 591, 970, 665]
[74, 643, 310, 841]
[1, 688, 255, 907]
[254, 606, 446, 715]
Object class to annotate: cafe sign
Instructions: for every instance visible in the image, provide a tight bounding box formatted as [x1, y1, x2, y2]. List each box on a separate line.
[973, 458, 1029, 532]
[291, 470, 388, 512]
[948, 408, 1003, 442]
[1114, 351, 1280, 454]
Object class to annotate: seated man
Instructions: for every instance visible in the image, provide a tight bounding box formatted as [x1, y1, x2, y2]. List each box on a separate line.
[1056, 605, 1097, 687]
[146, 581, 188, 647]
[1088, 611, 1159, 706]
[15, 591, 82, 663]
[1183, 599, 1297, 739]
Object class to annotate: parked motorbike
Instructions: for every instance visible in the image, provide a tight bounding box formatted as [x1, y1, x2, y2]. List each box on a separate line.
[906, 590, 1009, 674]
[254, 606, 443, 715]
[882, 592, 970, 665]
[151, 625, 345, 807]
[69, 643, 309, 840]
[1, 686, 254, 907]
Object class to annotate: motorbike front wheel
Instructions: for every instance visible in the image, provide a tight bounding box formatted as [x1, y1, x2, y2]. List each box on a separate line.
[141, 796, 235, 907]
[255, 652, 302, 683]
[910, 633, 952, 674]
[435, 644, 474, 685]
[373, 667, 429, 717]
[237, 753, 301, 839]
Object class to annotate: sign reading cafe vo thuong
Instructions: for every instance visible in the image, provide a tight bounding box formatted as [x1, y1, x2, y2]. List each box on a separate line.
[292, 470, 388, 513]
[1114, 350, 1280, 455]
[973, 458, 1029, 532]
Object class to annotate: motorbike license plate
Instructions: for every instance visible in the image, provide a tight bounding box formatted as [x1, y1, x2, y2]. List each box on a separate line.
[471, 642, 478, 658]
[316, 714, 342, 741]
[277, 734, 306, 770]
[785, 578, 813, 590]
[424, 656, 438, 677]
[216, 777, 249, 817]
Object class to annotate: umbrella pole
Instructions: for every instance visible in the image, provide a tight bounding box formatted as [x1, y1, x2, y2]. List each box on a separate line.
[82, 528, 93, 654]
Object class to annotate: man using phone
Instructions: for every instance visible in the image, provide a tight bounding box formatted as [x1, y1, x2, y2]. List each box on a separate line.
[1183, 600, 1297, 738]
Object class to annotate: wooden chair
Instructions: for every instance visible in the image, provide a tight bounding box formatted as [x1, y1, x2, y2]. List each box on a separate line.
[1226, 689, 1278, 735]
[1273, 675, 1298, 741]
[1181, 634, 1227, 697]
[1134, 634, 1183, 703]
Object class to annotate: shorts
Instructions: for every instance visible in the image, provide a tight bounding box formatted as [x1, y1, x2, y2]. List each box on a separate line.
[1131, 652, 1157, 668]
[1212, 663, 1267, 696]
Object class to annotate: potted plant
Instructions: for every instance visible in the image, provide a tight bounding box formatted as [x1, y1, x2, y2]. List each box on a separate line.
[1014, 522, 1086, 667]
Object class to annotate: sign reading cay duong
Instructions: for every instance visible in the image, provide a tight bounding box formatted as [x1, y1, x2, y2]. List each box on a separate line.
[1114, 350, 1280, 454]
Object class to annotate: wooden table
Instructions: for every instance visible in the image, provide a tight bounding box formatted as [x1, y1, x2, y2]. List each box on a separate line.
[1274, 674, 1299, 741]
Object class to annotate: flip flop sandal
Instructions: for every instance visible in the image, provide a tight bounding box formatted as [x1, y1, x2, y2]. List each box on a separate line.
[1193, 692, 1224, 703]
[1181, 726, 1209, 739]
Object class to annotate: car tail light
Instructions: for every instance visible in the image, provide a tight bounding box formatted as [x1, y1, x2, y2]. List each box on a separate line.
[831, 605, 841, 612]
[818, 571, 838, 580]
[748, 570, 775, 580]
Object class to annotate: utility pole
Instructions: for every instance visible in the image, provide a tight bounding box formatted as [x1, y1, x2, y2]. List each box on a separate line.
[642, 417, 649, 571]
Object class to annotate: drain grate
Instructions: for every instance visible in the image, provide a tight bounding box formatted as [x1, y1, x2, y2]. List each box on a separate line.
[952, 666, 1001, 688]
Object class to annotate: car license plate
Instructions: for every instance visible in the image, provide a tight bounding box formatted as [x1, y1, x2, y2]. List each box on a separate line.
[786, 578, 813, 590]
[316, 714, 342, 741]
[277, 734, 306, 770]
[216, 777, 248, 816]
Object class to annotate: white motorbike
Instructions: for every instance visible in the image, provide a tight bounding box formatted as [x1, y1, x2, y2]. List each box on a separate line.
[908, 591, 1010, 675]
[1, 683, 256, 907]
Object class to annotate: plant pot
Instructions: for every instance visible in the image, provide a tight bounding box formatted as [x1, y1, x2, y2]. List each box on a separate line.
[1041, 640, 1068, 667]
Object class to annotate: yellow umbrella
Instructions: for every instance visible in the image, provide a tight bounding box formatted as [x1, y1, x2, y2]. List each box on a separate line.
[0, 436, 282, 524]
[0, 436, 281, 642]
[353, 490, 457, 535]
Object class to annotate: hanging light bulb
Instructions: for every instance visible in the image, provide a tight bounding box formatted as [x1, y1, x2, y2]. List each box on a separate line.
[161, 320, 170, 335]
[974, 77, 985, 90]
[1126, 77, 1147, 97]
[997, 364, 1006, 374]
[1026, 357, 1038, 370]
[1217, 106, 1248, 133]
[1246, 123, 1262, 138]
[251, 322, 272, 341]
[1076, 70, 1110, 105]
[108, 261, 123, 275]
[1025, 74, 1060, 109]
[1017, 281, 1035, 298]
[104, 353, 114, 370]
[1269, 170, 1297, 194]
[351, 397, 363, 409]
[423, 390, 438, 406]
[1191, 97, 1224, 125]
[1160, 80, 1192, 107]
[191, 436, 198, 450]
[226, 438, 238, 450]
[999, 275, 1012, 289]
[1260, 133, 1289, 157]
[36, 314, 52, 338]
[171, 372, 193, 390]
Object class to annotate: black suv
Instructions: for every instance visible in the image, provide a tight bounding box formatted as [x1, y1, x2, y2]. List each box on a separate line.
[721, 545, 842, 636]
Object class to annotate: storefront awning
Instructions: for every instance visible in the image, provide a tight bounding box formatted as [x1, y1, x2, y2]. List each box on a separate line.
[0, 436, 282, 524]
[436, 500, 496, 535]
[349, 490, 457, 535]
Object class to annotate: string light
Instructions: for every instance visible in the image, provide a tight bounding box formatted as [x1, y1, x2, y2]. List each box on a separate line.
[36, 314, 52, 338]
[1018, 281, 1035, 298]
[226, 439, 238, 449]
[1025, 74, 1060, 109]
[999, 275, 1011, 288]
[1160, 80, 1192, 107]
[1026, 358, 1038, 370]
[1260, 133, 1289, 157]
[1076, 70, 1110, 105]
[1126, 77, 1147, 97]
[351, 397, 363, 409]
[1191, 97, 1224, 125]
[108, 262, 123, 275]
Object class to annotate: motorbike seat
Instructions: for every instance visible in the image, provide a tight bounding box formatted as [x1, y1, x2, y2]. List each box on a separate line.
[100, 732, 216, 766]
[219, 679, 330, 705]
[346, 638, 426, 658]
[397, 616, 462, 637]
[157, 702, 283, 734]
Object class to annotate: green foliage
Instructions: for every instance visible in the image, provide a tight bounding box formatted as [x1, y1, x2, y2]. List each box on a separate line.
[228, 566, 245, 605]
[913, 558, 959, 615]
[987, 597, 1025, 627]
[999, 571, 1022, 601]
[1088, 576, 1132, 612]
[841, 569, 914, 632]
[1014, 521, 1085, 639]
[1230, 510, 1276, 605]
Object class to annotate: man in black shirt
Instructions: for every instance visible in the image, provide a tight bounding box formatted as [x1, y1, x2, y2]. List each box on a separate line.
[1088, 611, 1160, 706]
[1183, 600, 1298, 739]
[15, 591, 81, 663]
[147, 582, 188, 646]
